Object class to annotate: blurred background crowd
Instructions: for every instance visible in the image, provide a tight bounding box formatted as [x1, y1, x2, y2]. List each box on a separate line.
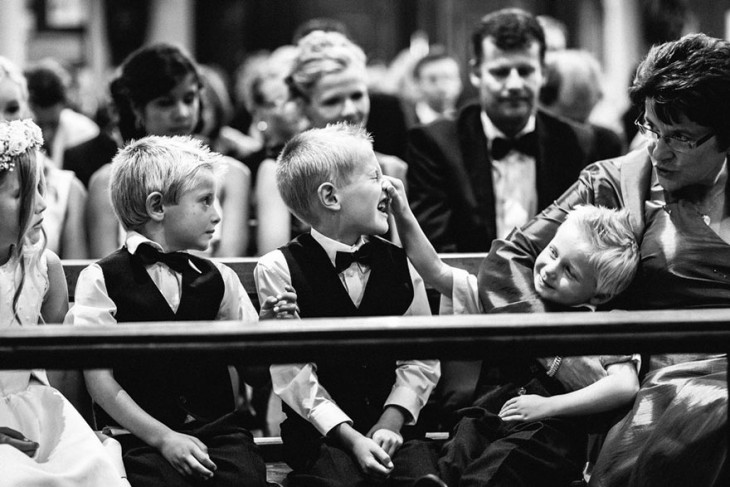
[0, 0, 727, 259]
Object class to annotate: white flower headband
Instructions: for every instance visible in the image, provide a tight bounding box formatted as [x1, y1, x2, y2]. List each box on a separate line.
[0, 119, 44, 173]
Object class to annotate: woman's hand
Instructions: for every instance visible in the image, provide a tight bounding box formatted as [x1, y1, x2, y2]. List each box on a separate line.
[158, 431, 217, 480]
[499, 394, 554, 422]
[0, 427, 39, 457]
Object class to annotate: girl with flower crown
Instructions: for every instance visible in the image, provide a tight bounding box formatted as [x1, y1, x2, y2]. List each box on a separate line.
[0, 119, 127, 485]
[0, 56, 88, 259]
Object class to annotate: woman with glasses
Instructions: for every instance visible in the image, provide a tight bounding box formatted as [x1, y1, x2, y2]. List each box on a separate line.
[477, 33, 729, 486]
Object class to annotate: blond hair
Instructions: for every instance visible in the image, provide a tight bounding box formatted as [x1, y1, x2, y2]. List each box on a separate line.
[287, 30, 367, 101]
[275, 123, 373, 224]
[110, 135, 221, 230]
[564, 205, 639, 301]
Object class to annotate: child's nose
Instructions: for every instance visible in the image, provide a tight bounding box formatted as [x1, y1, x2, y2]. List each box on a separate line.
[543, 262, 557, 279]
[35, 191, 47, 214]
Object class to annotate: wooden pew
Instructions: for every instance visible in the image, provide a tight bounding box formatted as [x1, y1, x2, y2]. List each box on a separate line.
[61, 254, 487, 307]
[3, 309, 729, 483]
[28, 258, 730, 482]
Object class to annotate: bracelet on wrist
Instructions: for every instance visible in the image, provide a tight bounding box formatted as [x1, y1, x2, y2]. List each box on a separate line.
[546, 356, 562, 377]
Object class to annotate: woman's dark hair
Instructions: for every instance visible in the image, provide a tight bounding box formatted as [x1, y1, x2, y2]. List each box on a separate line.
[112, 43, 204, 141]
[630, 33, 730, 150]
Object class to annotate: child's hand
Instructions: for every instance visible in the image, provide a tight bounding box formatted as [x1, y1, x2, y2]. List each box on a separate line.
[159, 431, 217, 480]
[259, 285, 299, 320]
[350, 435, 394, 482]
[0, 427, 39, 457]
[499, 394, 554, 422]
[382, 176, 409, 218]
[368, 428, 403, 457]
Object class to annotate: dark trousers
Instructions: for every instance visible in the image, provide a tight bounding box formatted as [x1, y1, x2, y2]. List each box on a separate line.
[439, 366, 588, 487]
[116, 410, 267, 487]
[284, 434, 439, 487]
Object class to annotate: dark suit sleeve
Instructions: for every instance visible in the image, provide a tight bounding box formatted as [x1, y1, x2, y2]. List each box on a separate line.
[477, 160, 622, 313]
[406, 125, 458, 252]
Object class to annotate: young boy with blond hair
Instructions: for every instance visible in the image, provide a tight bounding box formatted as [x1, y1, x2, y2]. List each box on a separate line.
[385, 176, 641, 486]
[67, 135, 295, 487]
[254, 123, 441, 486]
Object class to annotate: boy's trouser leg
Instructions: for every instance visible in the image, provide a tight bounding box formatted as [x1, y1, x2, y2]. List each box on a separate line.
[440, 407, 586, 487]
[119, 410, 268, 487]
[286, 438, 439, 487]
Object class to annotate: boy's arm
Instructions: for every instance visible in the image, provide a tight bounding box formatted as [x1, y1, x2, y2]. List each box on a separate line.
[499, 361, 640, 421]
[67, 264, 217, 480]
[379, 261, 440, 435]
[384, 176, 453, 297]
[254, 254, 352, 436]
[83, 369, 217, 479]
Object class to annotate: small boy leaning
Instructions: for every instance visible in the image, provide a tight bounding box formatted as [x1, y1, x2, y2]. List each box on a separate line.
[386, 176, 642, 487]
[66, 136, 293, 487]
[254, 123, 441, 487]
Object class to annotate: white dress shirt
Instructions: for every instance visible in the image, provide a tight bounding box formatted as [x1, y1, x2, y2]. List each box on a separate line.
[482, 112, 538, 239]
[65, 231, 258, 325]
[254, 229, 440, 436]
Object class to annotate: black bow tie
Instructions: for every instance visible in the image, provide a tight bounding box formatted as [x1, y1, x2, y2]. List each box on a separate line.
[491, 132, 537, 160]
[136, 243, 195, 275]
[334, 243, 373, 273]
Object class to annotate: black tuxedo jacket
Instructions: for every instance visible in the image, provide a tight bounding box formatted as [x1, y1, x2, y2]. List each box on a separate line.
[406, 104, 619, 252]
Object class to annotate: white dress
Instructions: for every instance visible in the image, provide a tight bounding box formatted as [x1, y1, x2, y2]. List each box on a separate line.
[0, 248, 125, 486]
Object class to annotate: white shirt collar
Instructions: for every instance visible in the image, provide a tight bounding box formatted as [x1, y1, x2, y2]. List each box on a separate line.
[481, 111, 536, 146]
[125, 231, 164, 255]
[310, 228, 368, 268]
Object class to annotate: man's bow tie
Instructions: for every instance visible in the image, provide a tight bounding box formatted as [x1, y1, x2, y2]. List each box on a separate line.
[491, 132, 537, 160]
[136, 243, 195, 275]
[334, 243, 373, 273]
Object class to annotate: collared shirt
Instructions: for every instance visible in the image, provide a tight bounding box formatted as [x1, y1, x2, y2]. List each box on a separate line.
[254, 229, 440, 436]
[65, 231, 258, 325]
[482, 111, 538, 239]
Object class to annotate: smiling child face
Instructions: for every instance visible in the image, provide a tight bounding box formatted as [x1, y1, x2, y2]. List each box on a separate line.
[334, 146, 390, 244]
[533, 221, 599, 306]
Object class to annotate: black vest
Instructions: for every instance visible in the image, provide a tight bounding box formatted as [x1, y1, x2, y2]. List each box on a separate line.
[279, 233, 414, 438]
[94, 247, 233, 429]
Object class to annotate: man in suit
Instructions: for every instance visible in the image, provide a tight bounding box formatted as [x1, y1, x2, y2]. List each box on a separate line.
[407, 8, 619, 253]
[405, 8, 624, 427]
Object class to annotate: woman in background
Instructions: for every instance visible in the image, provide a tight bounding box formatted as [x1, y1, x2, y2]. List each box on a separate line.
[87, 43, 251, 258]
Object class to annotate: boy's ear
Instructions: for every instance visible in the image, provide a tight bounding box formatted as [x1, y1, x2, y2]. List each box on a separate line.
[589, 292, 612, 306]
[469, 58, 482, 89]
[317, 182, 340, 211]
[145, 192, 165, 222]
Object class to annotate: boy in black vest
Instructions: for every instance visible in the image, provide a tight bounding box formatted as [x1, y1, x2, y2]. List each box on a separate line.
[67, 135, 296, 487]
[254, 123, 441, 487]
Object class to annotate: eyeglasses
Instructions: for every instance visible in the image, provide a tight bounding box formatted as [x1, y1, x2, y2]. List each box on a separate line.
[634, 118, 714, 153]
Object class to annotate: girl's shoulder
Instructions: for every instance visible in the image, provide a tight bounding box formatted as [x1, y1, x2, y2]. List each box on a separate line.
[217, 155, 251, 181]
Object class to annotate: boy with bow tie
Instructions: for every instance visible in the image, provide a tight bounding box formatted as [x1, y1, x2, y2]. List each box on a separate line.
[254, 123, 441, 487]
[67, 135, 297, 487]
